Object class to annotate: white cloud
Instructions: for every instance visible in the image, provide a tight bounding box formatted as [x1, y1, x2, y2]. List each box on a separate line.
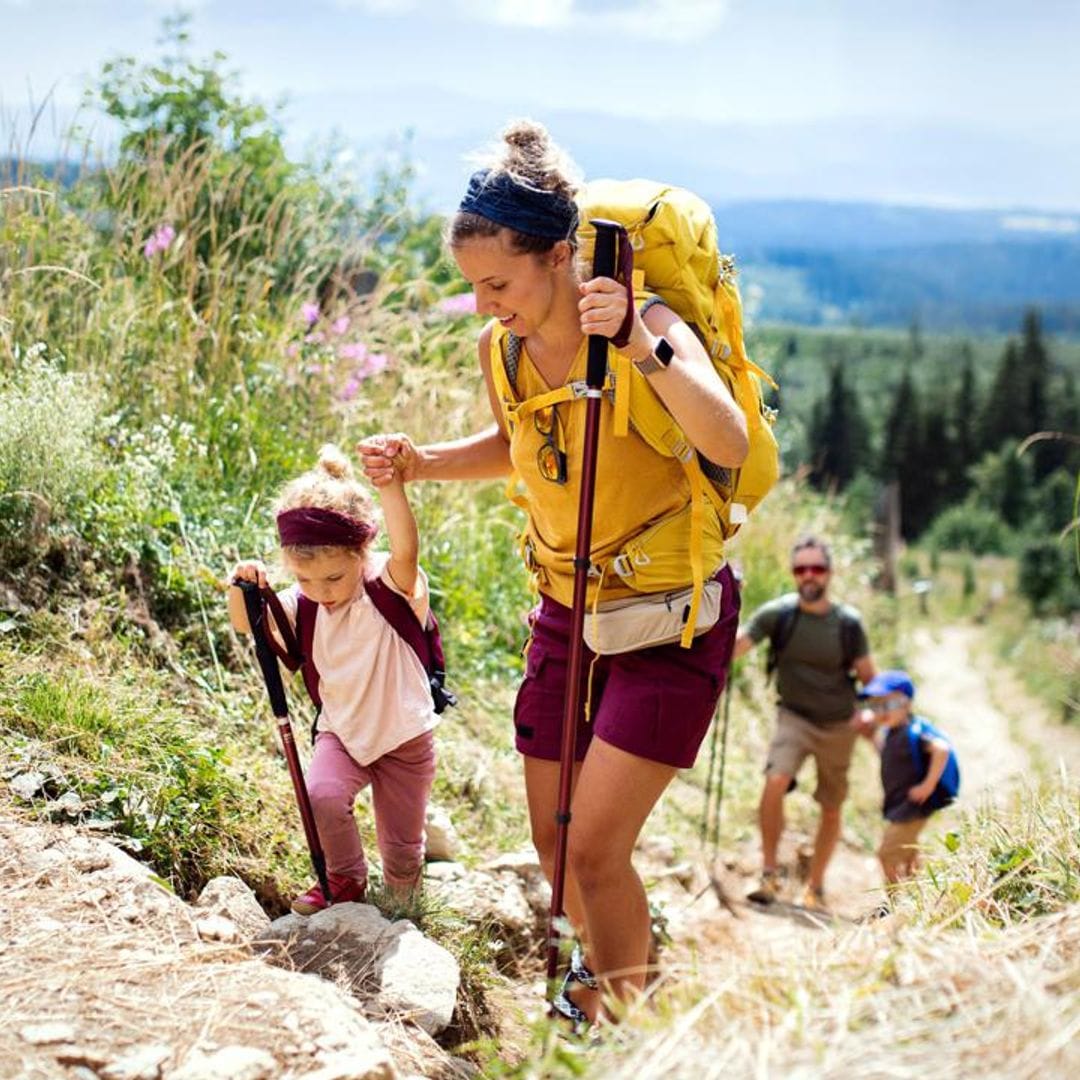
[335, 0, 730, 42]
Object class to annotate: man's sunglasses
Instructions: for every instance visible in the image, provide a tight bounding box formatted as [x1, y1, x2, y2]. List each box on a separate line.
[792, 564, 829, 577]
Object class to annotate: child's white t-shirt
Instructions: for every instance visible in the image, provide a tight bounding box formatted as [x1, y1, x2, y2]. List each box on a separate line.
[271, 552, 439, 766]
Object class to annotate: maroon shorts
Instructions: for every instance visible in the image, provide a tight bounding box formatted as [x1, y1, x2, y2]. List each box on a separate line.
[513, 564, 740, 769]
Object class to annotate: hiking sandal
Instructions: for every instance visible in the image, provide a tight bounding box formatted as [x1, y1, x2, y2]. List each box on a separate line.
[569, 944, 598, 990]
[551, 988, 590, 1033]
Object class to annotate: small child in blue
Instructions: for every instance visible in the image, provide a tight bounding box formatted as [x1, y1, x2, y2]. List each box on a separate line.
[861, 670, 960, 887]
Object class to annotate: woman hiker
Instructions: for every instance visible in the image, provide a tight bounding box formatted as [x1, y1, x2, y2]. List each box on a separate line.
[360, 120, 747, 1023]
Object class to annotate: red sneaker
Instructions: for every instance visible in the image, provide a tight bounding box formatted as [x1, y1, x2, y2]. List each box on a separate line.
[290, 873, 367, 916]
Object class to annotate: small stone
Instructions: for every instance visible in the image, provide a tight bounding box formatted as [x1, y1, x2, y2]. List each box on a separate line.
[99, 1043, 171, 1080]
[423, 860, 465, 881]
[9, 770, 47, 800]
[195, 914, 241, 943]
[244, 990, 279, 1009]
[423, 804, 459, 861]
[20, 1021, 76, 1044]
[170, 1045, 276, 1080]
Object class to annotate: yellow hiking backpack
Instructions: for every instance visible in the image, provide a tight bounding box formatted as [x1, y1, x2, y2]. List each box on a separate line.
[575, 179, 780, 527]
[490, 179, 780, 646]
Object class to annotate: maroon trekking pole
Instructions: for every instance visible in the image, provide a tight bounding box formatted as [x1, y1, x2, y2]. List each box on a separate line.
[237, 580, 331, 907]
[545, 219, 622, 993]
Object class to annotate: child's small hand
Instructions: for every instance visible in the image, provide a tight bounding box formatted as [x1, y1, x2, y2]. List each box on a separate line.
[358, 433, 417, 487]
[908, 781, 934, 804]
[230, 560, 269, 589]
[850, 708, 876, 739]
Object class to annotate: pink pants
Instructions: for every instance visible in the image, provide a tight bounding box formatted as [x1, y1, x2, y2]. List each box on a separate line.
[305, 729, 436, 890]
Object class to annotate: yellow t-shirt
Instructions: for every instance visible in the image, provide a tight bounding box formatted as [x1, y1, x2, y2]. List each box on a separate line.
[510, 337, 692, 607]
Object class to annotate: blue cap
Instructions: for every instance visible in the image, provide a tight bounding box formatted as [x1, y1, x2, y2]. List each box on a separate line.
[859, 669, 915, 699]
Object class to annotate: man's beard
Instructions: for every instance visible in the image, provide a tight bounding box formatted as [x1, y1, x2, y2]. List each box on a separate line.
[798, 579, 826, 603]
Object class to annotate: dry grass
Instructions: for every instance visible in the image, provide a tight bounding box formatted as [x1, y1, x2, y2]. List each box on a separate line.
[550, 906, 1080, 1080]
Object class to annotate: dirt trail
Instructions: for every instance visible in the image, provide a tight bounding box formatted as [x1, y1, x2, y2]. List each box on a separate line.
[912, 623, 1080, 798]
[661, 619, 1080, 966]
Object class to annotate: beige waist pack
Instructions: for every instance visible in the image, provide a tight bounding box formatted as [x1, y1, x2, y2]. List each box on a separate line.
[583, 577, 724, 656]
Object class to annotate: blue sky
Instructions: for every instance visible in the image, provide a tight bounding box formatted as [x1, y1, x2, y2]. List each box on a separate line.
[3, 0, 1079, 211]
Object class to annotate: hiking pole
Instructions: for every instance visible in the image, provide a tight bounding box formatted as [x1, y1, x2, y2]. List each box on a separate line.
[708, 673, 734, 858]
[545, 218, 622, 992]
[237, 580, 331, 907]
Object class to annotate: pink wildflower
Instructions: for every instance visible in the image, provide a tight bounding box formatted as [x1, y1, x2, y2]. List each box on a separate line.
[337, 341, 369, 363]
[360, 352, 389, 378]
[286, 342, 300, 358]
[339, 376, 361, 402]
[436, 292, 477, 315]
[301, 301, 321, 326]
[331, 315, 350, 335]
[143, 223, 176, 259]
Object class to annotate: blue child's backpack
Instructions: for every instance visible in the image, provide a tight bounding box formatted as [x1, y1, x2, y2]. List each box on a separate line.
[908, 716, 961, 810]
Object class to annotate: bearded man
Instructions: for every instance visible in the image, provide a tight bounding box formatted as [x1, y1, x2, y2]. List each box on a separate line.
[732, 535, 877, 909]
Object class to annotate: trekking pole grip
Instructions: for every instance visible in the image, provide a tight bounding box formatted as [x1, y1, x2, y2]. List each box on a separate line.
[587, 219, 620, 388]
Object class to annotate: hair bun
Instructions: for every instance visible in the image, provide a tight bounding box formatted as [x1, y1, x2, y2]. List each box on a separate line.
[316, 443, 353, 480]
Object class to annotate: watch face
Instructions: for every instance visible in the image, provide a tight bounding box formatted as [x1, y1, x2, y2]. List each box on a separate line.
[655, 337, 675, 365]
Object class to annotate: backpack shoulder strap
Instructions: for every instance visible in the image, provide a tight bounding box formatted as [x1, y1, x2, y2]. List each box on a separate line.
[366, 576, 434, 671]
[837, 606, 863, 673]
[294, 594, 322, 710]
[366, 576, 457, 714]
[766, 598, 801, 679]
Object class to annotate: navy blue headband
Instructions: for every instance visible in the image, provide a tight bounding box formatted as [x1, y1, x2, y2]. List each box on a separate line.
[458, 169, 578, 241]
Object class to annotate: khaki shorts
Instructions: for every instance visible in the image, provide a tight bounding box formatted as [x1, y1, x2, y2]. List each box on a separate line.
[765, 706, 858, 807]
[878, 816, 928, 868]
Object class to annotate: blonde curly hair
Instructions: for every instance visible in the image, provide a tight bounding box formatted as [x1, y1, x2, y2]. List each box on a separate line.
[275, 444, 376, 561]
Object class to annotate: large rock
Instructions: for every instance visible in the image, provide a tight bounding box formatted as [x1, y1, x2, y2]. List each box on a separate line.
[259, 903, 459, 1037]
[426, 867, 535, 943]
[0, 819, 400, 1080]
[481, 849, 552, 922]
[194, 876, 272, 942]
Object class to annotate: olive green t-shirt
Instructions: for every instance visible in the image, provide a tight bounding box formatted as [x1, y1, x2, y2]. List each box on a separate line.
[746, 593, 869, 724]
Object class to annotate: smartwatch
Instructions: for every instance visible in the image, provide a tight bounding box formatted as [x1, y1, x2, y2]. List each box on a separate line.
[633, 336, 674, 376]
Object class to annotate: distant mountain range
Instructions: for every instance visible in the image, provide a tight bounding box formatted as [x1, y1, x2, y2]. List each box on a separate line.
[7, 155, 1078, 335]
[716, 201, 1080, 333]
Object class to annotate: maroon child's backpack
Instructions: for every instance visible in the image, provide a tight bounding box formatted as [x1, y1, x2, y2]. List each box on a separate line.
[260, 579, 457, 720]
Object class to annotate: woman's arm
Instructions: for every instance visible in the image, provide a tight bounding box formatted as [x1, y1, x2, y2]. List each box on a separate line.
[358, 327, 512, 486]
[579, 278, 749, 468]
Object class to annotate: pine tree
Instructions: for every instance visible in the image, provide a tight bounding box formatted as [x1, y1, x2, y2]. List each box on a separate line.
[949, 342, 979, 502]
[807, 362, 870, 491]
[1019, 308, 1052, 478]
[979, 340, 1026, 452]
[880, 367, 924, 537]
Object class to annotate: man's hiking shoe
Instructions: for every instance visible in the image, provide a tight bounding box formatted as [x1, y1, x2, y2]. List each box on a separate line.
[801, 885, 827, 912]
[291, 873, 367, 915]
[747, 870, 781, 905]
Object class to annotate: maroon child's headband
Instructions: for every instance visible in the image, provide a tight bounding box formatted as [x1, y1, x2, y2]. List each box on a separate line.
[276, 507, 376, 548]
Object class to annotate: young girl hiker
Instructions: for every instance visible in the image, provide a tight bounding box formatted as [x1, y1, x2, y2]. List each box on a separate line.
[228, 443, 438, 914]
[360, 120, 748, 1023]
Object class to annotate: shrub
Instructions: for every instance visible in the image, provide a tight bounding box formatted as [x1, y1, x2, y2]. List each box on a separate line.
[925, 503, 1015, 555]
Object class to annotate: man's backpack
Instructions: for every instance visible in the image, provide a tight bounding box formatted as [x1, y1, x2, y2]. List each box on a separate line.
[765, 597, 863, 683]
[488, 179, 780, 647]
[261, 580, 457, 718]
[908, 716, 961, 808]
